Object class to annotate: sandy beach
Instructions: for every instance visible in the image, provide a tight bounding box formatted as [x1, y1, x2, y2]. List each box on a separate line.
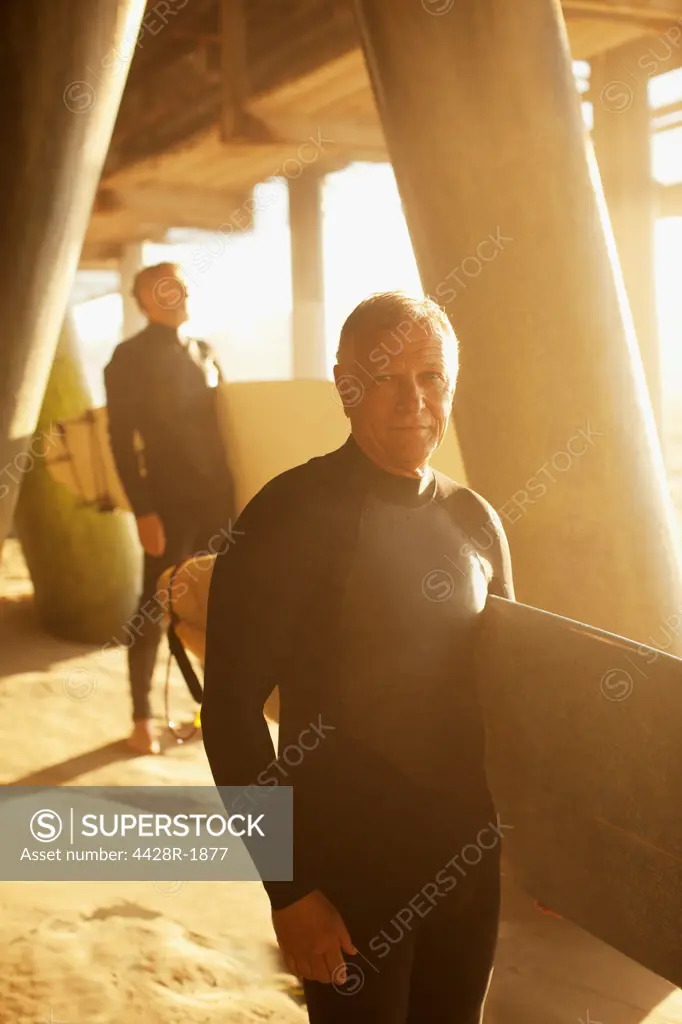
[1, 538, 681, 1024]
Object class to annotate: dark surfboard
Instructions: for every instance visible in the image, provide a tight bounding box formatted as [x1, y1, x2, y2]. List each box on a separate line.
[477, 595, 682, 988]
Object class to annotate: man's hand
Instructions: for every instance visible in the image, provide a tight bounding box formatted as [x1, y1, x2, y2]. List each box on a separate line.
[136, 513, 166, 557]
[272, 889, 357, 984]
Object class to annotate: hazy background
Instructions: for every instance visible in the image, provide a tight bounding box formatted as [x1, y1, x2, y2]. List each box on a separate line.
[72, 61, 682, 466]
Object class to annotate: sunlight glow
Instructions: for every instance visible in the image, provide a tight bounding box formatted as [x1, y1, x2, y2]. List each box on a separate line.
[73, 61, 682, 437]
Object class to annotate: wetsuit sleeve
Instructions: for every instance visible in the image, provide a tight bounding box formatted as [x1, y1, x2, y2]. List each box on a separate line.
[476, 496, 515, 600]
[202, 476, 318, 910]
[104, 354, 154, 517]
[452, 487, 515, 601]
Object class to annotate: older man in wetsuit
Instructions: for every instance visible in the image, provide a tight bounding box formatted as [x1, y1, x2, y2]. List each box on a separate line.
[105, 262, 235, 755]
[202, 291, 514, 1023]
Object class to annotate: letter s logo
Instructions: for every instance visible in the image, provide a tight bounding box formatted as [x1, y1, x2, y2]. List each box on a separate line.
[30, 809, 63, 842]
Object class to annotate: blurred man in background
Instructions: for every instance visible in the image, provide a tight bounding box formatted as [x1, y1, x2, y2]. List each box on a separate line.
[105, 261, 235, 754]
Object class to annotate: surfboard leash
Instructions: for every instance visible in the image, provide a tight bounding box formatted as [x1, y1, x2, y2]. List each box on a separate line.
[163, 559, 204, 743]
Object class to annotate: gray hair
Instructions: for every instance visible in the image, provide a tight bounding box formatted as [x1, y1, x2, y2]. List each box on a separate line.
[336, 291, 458, 369]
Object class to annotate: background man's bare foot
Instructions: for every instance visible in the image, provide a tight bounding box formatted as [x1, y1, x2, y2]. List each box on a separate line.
[127, 720, 160, 755]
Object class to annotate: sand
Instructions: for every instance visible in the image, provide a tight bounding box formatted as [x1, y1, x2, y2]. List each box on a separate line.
[1, 539, 681, 1023]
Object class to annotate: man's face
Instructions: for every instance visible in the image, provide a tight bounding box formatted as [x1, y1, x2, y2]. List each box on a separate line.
[137, 266, 189, 328]
[334, 325, 457, 475]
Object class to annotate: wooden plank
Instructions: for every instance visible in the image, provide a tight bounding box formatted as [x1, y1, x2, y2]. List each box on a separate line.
[256, 112, 385, 152]
[652, 99, 682, 119]
[566, 17, 659, 56]
[251, 49, 371, 114]
[115, 182, 254, 231]
[584, 32, 682, 100]
[653, 111, 682, 133]
[564, 1, 682, 24]
[79, 242, 125, 269]
[220, 0, 249, 140]
[84, 207, 168, 247]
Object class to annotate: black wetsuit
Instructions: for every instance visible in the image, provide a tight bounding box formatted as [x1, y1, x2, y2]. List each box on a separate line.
[104, 322, 235, 721]
[202, 434, 514, 1023]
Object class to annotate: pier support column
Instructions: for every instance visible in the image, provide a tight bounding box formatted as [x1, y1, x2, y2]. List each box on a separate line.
[119, 241, 147, 340]
[289, 169, 327, 378]
[0, 0, 145, 551]
[14, 315, 139, 643]
[591, 39, 660, 430]
[354, 0, 682, 645]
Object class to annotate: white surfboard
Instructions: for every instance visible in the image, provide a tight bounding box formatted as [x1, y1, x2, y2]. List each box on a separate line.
[44, 379, 469, 514]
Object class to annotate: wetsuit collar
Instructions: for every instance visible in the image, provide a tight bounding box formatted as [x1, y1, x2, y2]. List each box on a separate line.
[145, 321, 181, 343]
[341, 434, 436, 506]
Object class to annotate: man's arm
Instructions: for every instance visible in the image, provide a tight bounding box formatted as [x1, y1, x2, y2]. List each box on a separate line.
[104, 353, 155, 518]
[202, 474, 358, 984]
[478, 497, 515, 600]
[201, 476, 318, 909]
[452, 487, 515, 601]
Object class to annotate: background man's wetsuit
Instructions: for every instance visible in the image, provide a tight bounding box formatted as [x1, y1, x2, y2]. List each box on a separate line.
[202, 434, 514, 1023]
[104, 321, 235, 721]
